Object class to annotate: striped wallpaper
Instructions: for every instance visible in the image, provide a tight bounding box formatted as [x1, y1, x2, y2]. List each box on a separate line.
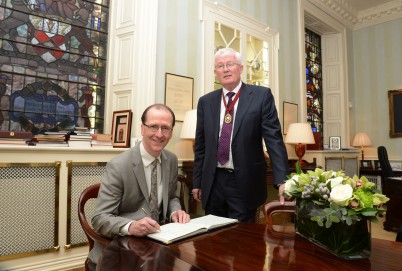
[353, 18, 402, 160]
[156, 0, 401, 161]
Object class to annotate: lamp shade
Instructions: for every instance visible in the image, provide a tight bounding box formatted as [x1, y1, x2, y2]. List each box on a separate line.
[352, 133, 372, 147]
[180, 109, 197, 139]
[284, 123, 315, 144]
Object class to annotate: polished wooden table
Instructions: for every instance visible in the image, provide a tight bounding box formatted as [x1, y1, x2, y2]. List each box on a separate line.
[98, 223, 402, 270]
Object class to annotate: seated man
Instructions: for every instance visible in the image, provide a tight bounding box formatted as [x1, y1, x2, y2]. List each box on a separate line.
[89, 104, 190, 267]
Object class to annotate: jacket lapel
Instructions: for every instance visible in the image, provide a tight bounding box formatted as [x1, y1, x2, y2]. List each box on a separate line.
[210, 89, 223, 140]
[232, 83, 253, 139]
[131, 146, 149, 201]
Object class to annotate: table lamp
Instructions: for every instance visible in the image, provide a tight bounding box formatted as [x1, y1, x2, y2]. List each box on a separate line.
[180, 109, 197, 152]
[352, 132, 372, 160]
[284, 123, 315, 167]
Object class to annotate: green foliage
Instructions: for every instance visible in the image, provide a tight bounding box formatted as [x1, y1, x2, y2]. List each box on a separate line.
[283, 169, 390, 227]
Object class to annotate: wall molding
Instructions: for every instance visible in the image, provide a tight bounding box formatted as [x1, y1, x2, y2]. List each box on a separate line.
[308, 0, 402, 30]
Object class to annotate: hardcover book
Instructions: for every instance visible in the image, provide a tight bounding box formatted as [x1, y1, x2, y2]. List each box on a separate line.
[0, 131, 32, 139]
[147, 215, 238, 244]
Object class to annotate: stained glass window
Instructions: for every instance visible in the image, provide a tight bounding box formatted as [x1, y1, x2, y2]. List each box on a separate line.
[0, 0, 109, 134]
[305, 28, 323, 147]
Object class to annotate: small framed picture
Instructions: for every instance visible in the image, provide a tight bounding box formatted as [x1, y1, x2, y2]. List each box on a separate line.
[329, 136, 341, 150]
[374, 160, 381, 170]
[360, 160, 373, 169]
[111, 110, 132, 148]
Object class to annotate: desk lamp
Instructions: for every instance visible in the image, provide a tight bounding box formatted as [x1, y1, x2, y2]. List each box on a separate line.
[284, 123, 315, 167]
[352, 132, 372, 160]
[180, 109, 197, 152]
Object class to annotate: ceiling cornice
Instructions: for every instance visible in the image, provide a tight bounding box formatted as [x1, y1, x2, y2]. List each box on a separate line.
[307, 0, 402, 31]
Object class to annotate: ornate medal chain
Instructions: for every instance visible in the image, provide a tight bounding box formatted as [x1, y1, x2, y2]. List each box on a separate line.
[222, 90, 241, 124]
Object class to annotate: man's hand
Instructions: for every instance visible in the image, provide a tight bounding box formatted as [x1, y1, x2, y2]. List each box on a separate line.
[192, 188, 201, 202]
[128, 217, 160, 236]
[171, 210, 190, 223]
[278, 184, 286, 205]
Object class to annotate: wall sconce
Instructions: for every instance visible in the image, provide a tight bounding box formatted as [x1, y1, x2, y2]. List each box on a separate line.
[352, 132, 372, 160]
[284, 123, 315, 167]
[180, 109, 197, 152]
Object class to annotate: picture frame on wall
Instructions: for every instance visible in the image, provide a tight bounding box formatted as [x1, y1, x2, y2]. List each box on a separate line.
[111, 110, 132, 148]
[388, 89, 402, 138]
[329, 136, 341, 150]
[360, 160, 373, 169]
[165, 73, 194, 122]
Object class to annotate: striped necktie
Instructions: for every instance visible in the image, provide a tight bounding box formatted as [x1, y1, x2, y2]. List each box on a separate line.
[150, 159, 159, 221]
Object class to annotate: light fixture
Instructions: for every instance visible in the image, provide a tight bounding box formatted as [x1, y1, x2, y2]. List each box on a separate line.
[180, 109, 197, 152]
[352, 132, 372, 160]
[284, 123, 315, 167]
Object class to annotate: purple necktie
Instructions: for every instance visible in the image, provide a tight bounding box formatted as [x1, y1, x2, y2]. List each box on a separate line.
[217, 92, 235, 165]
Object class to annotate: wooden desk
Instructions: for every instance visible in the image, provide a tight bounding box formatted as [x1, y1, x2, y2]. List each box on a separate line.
[98, 224, 402, 271]
[383, 177, 402, 231]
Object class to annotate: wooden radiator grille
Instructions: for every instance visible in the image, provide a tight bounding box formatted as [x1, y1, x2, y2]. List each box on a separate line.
[0, 162, 60, 260]
[66, 161, 107, 249]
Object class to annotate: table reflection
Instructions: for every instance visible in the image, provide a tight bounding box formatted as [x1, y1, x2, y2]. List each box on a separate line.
[98, 224, 400, 271]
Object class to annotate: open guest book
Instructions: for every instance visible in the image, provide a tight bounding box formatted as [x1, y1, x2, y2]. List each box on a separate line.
[147, 214, 238, 244]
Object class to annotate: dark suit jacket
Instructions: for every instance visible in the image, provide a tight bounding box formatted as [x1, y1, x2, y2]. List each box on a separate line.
[89, 143, 181, 264]
[193, 83, 288, 209]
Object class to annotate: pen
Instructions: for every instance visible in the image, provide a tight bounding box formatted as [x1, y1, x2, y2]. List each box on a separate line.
[142, 208, 149, 216]
[142, 208, 161, 232]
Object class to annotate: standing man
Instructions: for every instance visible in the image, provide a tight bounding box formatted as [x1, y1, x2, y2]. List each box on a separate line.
[192, 48, 288, 222]
[89, 104, 190, 267]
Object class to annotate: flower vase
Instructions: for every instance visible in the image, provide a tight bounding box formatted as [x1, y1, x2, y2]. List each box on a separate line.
[295, 201, 371, 260]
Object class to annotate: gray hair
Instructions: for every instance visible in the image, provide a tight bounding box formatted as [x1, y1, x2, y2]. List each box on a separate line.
[214, 48, 242, 64]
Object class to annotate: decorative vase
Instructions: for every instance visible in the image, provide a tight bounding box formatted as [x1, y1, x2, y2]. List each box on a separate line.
[295, 201, 371, 260]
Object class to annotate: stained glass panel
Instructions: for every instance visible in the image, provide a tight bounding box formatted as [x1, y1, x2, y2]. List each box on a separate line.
[305, 28, 323, 147]
[0, 0, 109, 134]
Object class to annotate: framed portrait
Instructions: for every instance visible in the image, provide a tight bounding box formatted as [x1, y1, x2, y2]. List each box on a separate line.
[111, 110, 132, 148]
[374, 160, 381, 170]
[388, 90, 402, 137]
[283, 102, 298, 135]
[360, 160, 373, 169]
[329, 136, 341, 150]
[165, 73, 194, 121]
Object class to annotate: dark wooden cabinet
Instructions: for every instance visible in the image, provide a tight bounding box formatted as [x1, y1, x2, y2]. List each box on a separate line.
[383, 177, 402, 231]
[181, 160, 197, 214]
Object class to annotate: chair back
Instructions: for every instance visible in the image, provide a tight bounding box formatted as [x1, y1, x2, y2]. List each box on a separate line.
[264, 200, 296, 234]
[78, 183, 110, 251]
[377, 146, 395, 179]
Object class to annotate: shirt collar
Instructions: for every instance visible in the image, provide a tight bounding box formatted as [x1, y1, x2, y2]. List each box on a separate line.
[140, 142, 161, 166]
[222, 81, 242, 96]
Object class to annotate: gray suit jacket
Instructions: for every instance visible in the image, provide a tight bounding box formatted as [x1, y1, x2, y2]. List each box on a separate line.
[193, 83, 289, 209]
[89, 144, 181, 264]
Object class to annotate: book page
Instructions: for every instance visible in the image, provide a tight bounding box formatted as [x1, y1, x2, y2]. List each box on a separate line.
[147, 222, 206, 244]
[147, 215, 238, 244]
[189, 215, 238, 230]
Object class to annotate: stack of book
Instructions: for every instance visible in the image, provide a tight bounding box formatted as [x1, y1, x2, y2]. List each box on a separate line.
[91, 134, 113, 148]
[68, 132, 92, 148]
[32, 132, 69, 147]
[0, 131, 32, 146]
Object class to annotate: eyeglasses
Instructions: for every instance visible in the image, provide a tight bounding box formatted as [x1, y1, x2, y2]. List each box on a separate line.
[215, 62, 239, 70]
[143, 123, 173, 134]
